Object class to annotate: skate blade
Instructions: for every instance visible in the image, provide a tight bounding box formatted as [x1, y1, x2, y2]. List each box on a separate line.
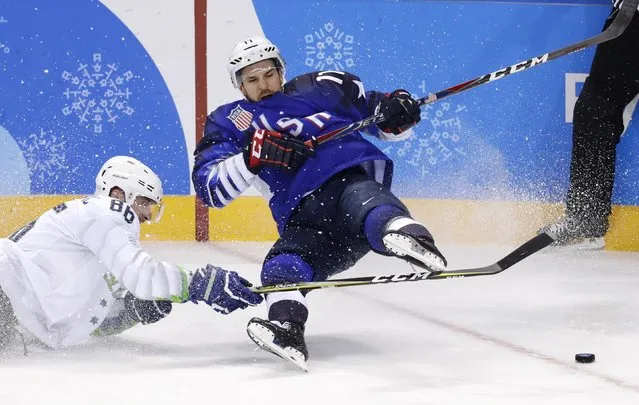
[383, 233, 446, 272]
[247, 323, 308, 372]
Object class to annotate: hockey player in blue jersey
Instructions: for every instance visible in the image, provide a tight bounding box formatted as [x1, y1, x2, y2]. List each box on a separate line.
[192, 36, 447, 370]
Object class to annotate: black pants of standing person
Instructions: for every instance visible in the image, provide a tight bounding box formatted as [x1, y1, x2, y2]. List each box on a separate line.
[566, 7, 639, 236]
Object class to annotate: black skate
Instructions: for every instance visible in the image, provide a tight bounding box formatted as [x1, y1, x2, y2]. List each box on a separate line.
[0, 289, 18, 350]
[539, 217, 605, 250]
[383, 230, 447, 273]
[246, 317, 308, 372]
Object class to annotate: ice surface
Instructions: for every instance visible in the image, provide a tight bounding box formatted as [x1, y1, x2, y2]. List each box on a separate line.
[2, 241, 639, 404]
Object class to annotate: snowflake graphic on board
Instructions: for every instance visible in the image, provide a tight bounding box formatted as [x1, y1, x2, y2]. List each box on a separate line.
[17, 128, 68, 183]
[0, 15, 10, 55]
[381, 80, 468, 178]
[61, 53, 135, 134]
[304, 21, 355, 70]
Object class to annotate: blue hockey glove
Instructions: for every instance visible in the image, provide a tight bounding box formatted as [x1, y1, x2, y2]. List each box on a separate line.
[376, 89, 421, 135]
[123, 292, 172, 325]
[242, 129, 315, 174]
[188, 264, 264, 314]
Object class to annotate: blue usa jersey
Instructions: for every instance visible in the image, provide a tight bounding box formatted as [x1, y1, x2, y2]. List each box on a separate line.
[192, 71, 397, 233]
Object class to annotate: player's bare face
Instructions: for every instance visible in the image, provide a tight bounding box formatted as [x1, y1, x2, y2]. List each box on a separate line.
[131, 196, 155, 223]
[239, 60, 282, 102]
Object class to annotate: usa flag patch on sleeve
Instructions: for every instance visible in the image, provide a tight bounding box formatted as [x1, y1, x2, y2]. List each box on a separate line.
[227, 105, 253, 131]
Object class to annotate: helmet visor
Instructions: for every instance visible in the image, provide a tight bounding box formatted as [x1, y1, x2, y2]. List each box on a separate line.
[149, 201, 165, 223]
[132, 196, 165, 224]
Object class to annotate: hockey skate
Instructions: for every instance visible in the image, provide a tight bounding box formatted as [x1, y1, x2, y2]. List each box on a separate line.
[0, 289, 17, 349]
[539, 217, 605, 250]
[247, 317, 308, 372]
[382, 225, 447, 273]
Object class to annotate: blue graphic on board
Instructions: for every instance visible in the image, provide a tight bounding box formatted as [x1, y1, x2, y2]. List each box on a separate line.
[0, 1, 188, 195]
[254, 0, 639, 205]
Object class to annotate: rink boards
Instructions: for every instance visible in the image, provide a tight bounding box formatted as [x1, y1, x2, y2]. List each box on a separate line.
[1, 0, 639, 249]
[2, 195, 639, 251]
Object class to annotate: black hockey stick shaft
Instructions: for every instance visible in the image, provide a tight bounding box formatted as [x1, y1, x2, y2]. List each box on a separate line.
[251, 232, 556, 293]
[303, 0, 638, 149]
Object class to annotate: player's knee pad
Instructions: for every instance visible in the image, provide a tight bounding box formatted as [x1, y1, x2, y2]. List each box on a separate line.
[261, 253, 314, 285]
[338, 179, 408, 234]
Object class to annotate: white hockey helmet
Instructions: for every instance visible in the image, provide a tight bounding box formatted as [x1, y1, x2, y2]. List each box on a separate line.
[227, 36, 286, 88]
[95, 156, 165, 223]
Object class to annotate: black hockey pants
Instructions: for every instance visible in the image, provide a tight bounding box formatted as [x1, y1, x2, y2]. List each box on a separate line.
[565, 9, 639, 236]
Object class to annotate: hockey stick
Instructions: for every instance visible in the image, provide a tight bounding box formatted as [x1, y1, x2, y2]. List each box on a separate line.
[303, 0, 638, 149]
[251, 231, 556, 293]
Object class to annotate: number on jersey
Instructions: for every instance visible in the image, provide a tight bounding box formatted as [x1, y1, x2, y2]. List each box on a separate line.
[109, 200, 136, 224]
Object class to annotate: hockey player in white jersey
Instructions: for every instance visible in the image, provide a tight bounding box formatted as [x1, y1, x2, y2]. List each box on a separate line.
[0, 156, 263, 350]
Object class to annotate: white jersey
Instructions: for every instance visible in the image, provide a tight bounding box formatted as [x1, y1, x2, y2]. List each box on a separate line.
[0, 196, 189, 348]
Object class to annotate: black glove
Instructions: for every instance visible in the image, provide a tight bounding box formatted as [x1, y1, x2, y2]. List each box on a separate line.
[242, 129, 315, 174]
[376, 89, 421, 135]
[123, 292, 172, 325]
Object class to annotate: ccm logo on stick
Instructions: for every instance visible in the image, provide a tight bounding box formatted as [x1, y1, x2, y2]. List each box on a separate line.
[486, 54, 549, 82]
[372, 273, 430, 283]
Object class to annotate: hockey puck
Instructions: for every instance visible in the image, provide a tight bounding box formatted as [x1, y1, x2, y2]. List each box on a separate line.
[575, 353, 595, 363]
